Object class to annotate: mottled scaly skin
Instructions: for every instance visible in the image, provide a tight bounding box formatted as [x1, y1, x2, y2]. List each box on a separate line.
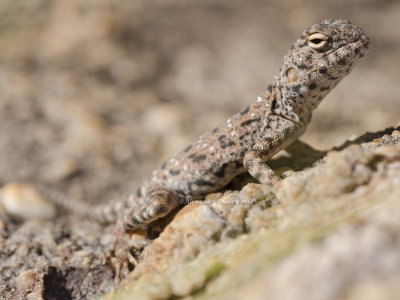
[43, 19, 369, 232]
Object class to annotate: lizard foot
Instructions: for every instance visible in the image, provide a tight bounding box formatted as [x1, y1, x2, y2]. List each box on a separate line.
[105, 226, 147, 283]
[123, 187, 179, 232]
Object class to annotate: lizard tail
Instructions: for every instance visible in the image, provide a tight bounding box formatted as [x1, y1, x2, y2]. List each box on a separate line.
[35, 184, 123, 224]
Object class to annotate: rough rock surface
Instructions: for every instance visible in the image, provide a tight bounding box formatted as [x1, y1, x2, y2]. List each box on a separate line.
[101, 127, 400, 299]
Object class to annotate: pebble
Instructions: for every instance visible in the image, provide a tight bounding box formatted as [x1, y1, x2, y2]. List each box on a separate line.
[391, 129, 400, 137]
[140, 103, 185, 135]
[42, 156, 79, 182]
[15, 269, 37, 292]
[0, 183, 56, 220]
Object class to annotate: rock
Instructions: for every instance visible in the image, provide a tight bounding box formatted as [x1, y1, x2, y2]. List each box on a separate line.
[131, 185, 274, 279]
[140, 103, 189, 154]
[105, 127, 400, 300]
[42, 155, 79, 183]
[0, 183, 56, 220]
[14, 269, 44, 300]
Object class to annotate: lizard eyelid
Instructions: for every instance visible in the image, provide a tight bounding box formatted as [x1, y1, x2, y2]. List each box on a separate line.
[307, 32, 330, 52]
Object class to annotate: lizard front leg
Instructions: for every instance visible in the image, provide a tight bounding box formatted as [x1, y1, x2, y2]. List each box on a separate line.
[243, 126, 296, 186]
[123, 186, 180, 232]
[243, 151, 279, 186]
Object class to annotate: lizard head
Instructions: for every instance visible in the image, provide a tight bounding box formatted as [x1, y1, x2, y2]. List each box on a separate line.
[277, 19, 369, 119]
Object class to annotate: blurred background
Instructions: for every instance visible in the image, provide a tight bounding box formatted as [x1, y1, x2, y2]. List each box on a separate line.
[0, 0, 399, 202]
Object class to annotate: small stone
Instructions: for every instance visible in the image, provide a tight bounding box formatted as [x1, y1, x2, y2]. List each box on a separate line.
[15, 269, 37, 293]
[277, 167, 294, 178]
[391, 130, 400, 137]
[141, 103, 185, 135]
[374, 145, 400, 160]
[15, 268, 44, 300]
[70, 250, 93, 268]
[43, 156, 79, 183]
[0, 183, 56, 220]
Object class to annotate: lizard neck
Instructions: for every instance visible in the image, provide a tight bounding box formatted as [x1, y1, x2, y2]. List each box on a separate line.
[265, 82, 307, 126]
[268, 78, 333, 126]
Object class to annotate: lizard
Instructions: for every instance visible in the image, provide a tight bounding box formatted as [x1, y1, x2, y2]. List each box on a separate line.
[39, 18, 369, 237]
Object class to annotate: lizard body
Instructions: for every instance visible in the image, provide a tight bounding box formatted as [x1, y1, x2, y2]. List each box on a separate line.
[41, 19, 369, 232]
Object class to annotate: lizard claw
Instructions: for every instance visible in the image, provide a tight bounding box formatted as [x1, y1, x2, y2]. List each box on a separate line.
[105, 226, 147, 283]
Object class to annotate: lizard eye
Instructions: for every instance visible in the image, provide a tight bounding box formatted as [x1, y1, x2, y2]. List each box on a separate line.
[307, 33, 330, 52]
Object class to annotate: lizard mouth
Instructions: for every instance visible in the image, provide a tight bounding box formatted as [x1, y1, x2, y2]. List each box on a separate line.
[333, 38, 369, 59]
[352, 35, 370, 57]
